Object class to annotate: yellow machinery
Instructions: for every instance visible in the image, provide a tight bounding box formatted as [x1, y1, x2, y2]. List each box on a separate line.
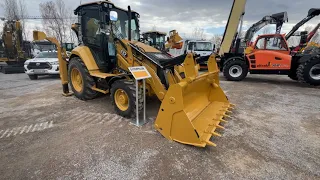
[165, 30, 183, 50]
[33, 1, 234, 147]
[141, 31, 167, 51]
[0, 20, 32, 73]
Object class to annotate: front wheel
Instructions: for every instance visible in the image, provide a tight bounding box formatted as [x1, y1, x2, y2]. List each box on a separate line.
[28, 74, 38, 80]
[111, 80, 143, 118]
[297, 58, 320, 86]
[223, 59, 248, 81]
[68, 57, 99, 100]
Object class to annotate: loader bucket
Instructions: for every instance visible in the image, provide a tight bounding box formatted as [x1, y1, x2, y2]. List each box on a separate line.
[154, 54, 234, 147]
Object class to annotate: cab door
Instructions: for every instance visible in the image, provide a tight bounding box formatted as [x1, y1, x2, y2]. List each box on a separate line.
[247, 35, 291, 70]
[81, 5, 110, 72]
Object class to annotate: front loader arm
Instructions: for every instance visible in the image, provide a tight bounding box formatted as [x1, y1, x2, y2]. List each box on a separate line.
[286, 8, 320, 40]
[114, 39, 167, 100]
[33, 31, 72, 96]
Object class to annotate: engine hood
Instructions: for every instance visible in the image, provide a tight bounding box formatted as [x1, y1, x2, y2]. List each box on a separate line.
[26, 58, 58, 63]
[132, 41, 161, 53]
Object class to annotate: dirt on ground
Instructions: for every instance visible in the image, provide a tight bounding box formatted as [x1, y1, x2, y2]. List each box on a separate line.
[0, 73, 319, 180]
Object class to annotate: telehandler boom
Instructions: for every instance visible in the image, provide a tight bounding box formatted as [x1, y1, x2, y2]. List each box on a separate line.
[33, 1, 234, 147]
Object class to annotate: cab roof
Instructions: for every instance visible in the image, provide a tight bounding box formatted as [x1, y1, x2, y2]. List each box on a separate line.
[142, 31, 167, 36]
[74, 1, 138, 14]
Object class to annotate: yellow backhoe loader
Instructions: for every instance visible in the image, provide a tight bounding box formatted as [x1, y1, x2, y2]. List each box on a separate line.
[33, 1, 234, 147]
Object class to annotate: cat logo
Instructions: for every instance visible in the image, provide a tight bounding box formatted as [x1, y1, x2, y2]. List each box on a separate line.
[120, 49, 127, 58]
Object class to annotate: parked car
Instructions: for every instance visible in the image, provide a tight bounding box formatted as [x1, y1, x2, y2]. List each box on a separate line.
[24, 51, 59, 80]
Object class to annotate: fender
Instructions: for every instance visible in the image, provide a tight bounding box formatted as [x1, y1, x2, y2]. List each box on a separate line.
[70, 46, 99, 70]
[107, 75, 131, 87]
[224, 56, 246, 66]
[297, 54, 320, 63]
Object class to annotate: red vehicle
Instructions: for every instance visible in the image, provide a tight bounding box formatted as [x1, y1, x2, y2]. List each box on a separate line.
[223, 33, 320, 85]
[222, 8, 320, 86]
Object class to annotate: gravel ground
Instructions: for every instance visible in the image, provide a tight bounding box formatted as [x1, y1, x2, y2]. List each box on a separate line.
[0, 73, 319, 180]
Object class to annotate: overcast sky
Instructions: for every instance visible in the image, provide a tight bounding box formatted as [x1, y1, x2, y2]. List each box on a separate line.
[0, 0, 319, 40]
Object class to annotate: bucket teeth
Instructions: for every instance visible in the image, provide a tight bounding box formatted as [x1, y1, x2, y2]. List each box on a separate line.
[230, 103, 236, 107]
[226, 110, 232, 114]
[205, 140, 217, 147]
[219, 117, 228, 123]
[216, 124, 225, 130]
[212, 131, 222, 137]
[224, 114, 232, 118]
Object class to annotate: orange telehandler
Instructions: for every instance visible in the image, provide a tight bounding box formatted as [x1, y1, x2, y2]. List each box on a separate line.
[221, 8, 320, 86]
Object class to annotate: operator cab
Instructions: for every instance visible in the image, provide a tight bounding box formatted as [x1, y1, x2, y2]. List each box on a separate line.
[73, 1, 140, 72]
[252, 34, 289, 53]
[141, 31, 167, 51]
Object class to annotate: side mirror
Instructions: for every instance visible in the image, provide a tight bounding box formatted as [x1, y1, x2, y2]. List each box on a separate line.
[110, 11, 118, 22]
[213, 44, 216, 51]
[166, 37, 169, 42]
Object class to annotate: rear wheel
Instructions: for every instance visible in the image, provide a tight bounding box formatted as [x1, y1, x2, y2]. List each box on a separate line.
[288, 72, 298, 81]
[68, 57, 99, 100]
[28, 74, 38, 80]
[111, 80, 143, 118]
[297, 58, 320, 86]
[223, 58, 248, 81]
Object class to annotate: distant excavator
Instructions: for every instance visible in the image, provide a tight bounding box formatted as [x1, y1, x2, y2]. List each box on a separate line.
[0, 20, 32, 73]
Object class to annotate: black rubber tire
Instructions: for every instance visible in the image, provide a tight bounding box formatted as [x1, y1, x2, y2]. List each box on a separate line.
[28, 75, 38, 80]
[111, 80, 143, 118]
[288, 73, 298, 81]
[297, 58, 320, 86]
[68, 57, 99, 100]
[223, 58, 248, 81]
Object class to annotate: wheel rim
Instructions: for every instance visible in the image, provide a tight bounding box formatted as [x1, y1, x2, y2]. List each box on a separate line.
[71, 68, 83, 92]
[229, 65, 243, 78]
[309, 64, 320, 80]
[114, 89, 129, 111]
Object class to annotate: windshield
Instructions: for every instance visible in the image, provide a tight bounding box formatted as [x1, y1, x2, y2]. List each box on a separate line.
[156, 35, 165, 43]
[188, 42, 213, 51]
[36, 52, 58, 58]
[63, 43, 75, 51]
[145, 34, 165, 45]
[33, 43, 56, 51]
[113, 9, 139, 41]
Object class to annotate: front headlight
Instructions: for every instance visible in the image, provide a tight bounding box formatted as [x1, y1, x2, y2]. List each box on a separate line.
[24, 61, 30, 65]
[49, 61, 59, 65]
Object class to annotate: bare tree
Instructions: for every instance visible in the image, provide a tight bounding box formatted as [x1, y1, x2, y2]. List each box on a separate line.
[65, 11, 77, 44]
[192, 27, 206, 40]
[39, 0, 68, 44]
[151, 25, 157, 31]
[211, 34, 222, 48]
[3, 0, 19, 20]
[18, 0, 28, 40]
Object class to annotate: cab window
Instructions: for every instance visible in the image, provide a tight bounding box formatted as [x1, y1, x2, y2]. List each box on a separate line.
[255, 38, 265, 49]
[265, 37, 288, 50]
[81, 6, 101, 46]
